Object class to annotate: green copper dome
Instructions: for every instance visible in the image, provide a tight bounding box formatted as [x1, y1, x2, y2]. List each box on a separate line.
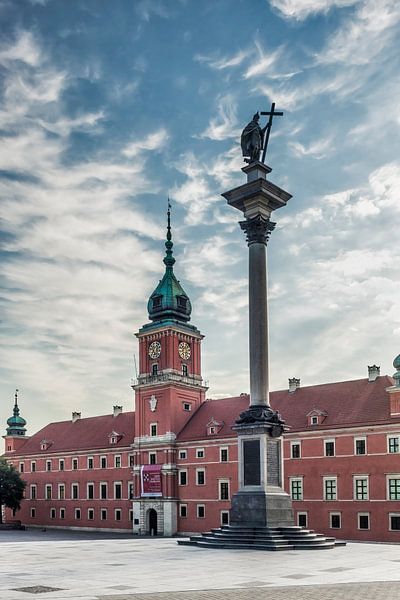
[147, 204, 192, 323]
[393, 353, 400, 370]
[6, 389, 27, 436]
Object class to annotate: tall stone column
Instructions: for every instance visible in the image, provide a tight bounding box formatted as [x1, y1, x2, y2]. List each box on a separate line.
[222, 161, 294, 528]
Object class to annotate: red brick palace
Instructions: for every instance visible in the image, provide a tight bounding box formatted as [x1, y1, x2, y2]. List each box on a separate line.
[3, 211, 400, 542]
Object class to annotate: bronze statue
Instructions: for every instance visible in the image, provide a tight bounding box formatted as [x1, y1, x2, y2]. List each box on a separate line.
[241, 112, 266, 164]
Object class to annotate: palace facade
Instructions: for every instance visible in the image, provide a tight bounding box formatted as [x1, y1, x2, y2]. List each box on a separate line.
[3, 211, 400, 542]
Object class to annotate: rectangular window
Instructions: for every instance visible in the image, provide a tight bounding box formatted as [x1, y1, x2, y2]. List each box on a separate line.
[388, 478, 400, 500]
[179, 470, 187, 486]
[31, 461, 36, 472]
[87, 483, 94, 500]
[19, 462, 24, 473]
[50, 508, 56, 519]
[59, 459, 65, 471]
[30, 508, 36, 518]
[101, 509, 107, 521]
[219, 480, 230, 500]
[87, 457, 94, 469]
[128, 482, 134, 500]
[72, 458, 78, 470]
[129, 509, 133, 522]
[196, 469, 205, 485]
[221, 511, 229, 526]
[197, 504, 205, 518]
[358, 513, 370, 530]
[324, 478, 337, 501]
[60, 508, 65, 520]
[291, 442, 301, 459]
[298, 512, 308, 528]
[354, 477, 369, 500]
[75, 508, 81, 520]
[390, 514, 400, 531]
[182, 365, 188, 377]
[100, 483, 107, 500]
[101, 456, 107, 469]
[114, 455, 121, 468]
[46, 460, 52, 471]
[150, 423, 157, 437]
[114, 482, 122, 499]
[324, 440, 335, 457]
[152, 364, 158, 376]
[88, 508, 94, 520]
[220, 448, 228, 462]
[355, 438, 366, 455]
[30, 485, 37, 500]
[290, 478, 303, 500]
[149, 452, 157, 465]
[311, 416, 318, 425]
[58, 484, 65, 500]
[179, 504, 187, 518]
[72, 484, 79, 500]
[388, 437, 400, 454]
[183, 402, 191, 411]
[115, 509, 121, 521]
[129, 455, 134, 467]
[330, 513, 341, 529]
[45, 484, 52, 500]
[196, 448, 204, 459]
[179, 450, 187, 460]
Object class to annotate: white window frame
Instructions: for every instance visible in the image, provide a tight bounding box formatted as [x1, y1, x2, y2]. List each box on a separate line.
[58, 483, 65, 500]
[289, 477, 303, 500]
[128, 482, 134, 499]
[45, 484, 52, 500]
[311, 415, 318, 425]
[178, 450, 187, 460]
[330, 512, 341, 529]
[60, 508, 65, 520]
[150, 422, 158, 436]
[323, 476, 338, 501]
[179, 503, 188, 518]
[72, 458, 78, 470]
[71, 483, 79, 500]
[196, 504, 205, 518]
[196, 468, 205, 485]
[46, 460, 52, 471]
[30, 484, 37, 500]
[219, 479, 230, 501]
[389, 513, 400, 531]
[290, 441, 301, 459]
[19, 462, 24, 473]
[324, 439, 335, 457]
[59, 458, 65, 471]
[31, 461, 36, 472]
[87, 482, 95, 500]
[179, 469, 188, 486]
[220, 447, 229, 462]
[220, 510, 230, 526]
[196, 448, 205, 459]
[100, 455, 107, 468]
[88, 508, 94, 520]
[353, 475, 369, 500]
[297, 512, 308, 528]
[182, 402, 191, 412]
[87, 456, 94, 469]
[101, 508, 108, 521]
[354, 437, 367, 455]
[387, 475, 400, 500]
[149, 452, 157, 465]
[115, 508, 122, 521]
[358, 512, 370, 530]
[387, 435, 400, 454]
[75, 508, 81, 520]
[114, 481, 122, 500]
[114, 454, 122, 468]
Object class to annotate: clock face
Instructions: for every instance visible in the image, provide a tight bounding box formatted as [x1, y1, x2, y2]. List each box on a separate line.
[178, 341, 191, 360]
[148, 341, 161, 359]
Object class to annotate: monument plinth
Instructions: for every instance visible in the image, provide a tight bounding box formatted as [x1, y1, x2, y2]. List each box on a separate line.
[223, 161, 293, 528]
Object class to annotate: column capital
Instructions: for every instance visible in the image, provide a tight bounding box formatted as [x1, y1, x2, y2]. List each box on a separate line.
[239, 215, 276, 246]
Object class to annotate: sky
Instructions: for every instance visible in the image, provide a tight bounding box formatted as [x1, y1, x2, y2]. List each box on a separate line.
[1, 0, 399, 435]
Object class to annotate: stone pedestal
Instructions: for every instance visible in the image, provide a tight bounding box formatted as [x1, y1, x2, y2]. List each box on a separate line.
[222, 161, 293, 528]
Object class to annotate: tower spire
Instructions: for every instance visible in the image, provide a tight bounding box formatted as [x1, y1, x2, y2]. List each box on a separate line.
[6, 388, 27, 436]
[163, 198, 175, 270]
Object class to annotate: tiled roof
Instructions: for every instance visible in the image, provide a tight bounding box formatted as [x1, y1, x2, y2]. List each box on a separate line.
[8, 412, 135, 456]
[178, 376, 395, 440]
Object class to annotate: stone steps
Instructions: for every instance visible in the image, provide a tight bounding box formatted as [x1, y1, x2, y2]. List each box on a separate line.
[177, 525, 345, 551]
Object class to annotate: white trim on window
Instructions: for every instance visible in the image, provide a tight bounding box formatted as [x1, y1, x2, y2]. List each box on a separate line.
[358, 512, 370, 530]
[353, 475, 369, 500]
[354, 437, 367, 455]
[289, 477, 303, 500]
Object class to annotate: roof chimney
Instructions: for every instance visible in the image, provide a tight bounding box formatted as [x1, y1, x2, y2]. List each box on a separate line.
[368, 365, 380, 382]
[113, 405, 123, 417]
[289, 377, 300, 393]
[72, 411, 81, 423]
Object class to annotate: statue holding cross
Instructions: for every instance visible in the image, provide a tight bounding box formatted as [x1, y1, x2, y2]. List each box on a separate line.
[240, 103, 283, 164]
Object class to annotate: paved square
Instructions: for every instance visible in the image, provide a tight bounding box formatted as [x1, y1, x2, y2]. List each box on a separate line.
[1, 530, 400, 600]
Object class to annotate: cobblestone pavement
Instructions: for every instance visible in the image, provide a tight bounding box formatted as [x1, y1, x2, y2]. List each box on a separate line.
[97, 581, 400, 600]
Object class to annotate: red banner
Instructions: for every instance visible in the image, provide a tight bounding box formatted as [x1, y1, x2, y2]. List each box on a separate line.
[141, 465, 162, 497]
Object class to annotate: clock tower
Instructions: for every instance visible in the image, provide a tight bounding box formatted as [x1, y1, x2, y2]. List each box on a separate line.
[131, 205, 207, 536]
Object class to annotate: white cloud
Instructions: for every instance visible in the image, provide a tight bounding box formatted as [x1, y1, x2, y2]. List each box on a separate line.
[269, 0, 360, 21]
[122, 129, 169, 157]
[199, 94, 239, 141]
[195, 49, 250, 70]
[0, 31, 42, 67]
[288, 135, 334, 159]
[243, 43, 282, 79]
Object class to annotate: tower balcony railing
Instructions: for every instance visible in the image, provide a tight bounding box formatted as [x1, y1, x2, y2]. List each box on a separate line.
[131, 372, 208, 388]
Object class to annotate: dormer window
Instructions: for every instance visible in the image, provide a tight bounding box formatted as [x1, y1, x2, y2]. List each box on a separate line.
[307, 408, 327, 427]
[206, 417, 224, 436]
[108, 431, 122, 445]
[177, 296, 187, 310]
[40, 439, 52, 451]
[311, 416, 318, 425]
[152, 296, 162, 309]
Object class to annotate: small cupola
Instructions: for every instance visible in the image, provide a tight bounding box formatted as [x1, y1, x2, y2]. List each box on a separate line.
[6, 389, 27, 436]
[147, 202, 192, 323]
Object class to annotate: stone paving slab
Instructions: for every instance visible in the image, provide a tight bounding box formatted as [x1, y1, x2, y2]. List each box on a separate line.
[97, 581, 400, 600]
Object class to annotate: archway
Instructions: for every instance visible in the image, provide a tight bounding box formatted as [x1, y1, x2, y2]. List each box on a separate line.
[148, 509, 157, 536]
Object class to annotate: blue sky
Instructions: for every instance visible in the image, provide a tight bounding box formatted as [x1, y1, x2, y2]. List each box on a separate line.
[1, 0, 399, 434]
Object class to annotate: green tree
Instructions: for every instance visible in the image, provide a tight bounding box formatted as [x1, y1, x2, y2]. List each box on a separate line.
[0, 458, 26, 524]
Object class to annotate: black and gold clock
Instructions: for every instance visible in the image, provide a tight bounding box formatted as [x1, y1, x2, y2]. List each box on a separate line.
[178, 341, 191, 360]
[148, 341, 161, 359]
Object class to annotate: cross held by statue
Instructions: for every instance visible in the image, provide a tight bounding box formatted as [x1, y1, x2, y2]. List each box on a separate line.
[260, 102, 283, 163]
